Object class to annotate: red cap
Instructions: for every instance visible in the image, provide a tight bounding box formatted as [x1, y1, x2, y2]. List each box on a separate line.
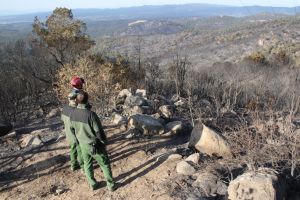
[70, 76, 84, 89]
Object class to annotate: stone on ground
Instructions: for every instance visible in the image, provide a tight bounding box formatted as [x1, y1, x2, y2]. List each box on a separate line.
[188, 120, 232, 158]
[125, 95, 148, 107]
[165, 121, 183, 134]
[193, 172, 227, 196]
[176, 160, 196, 175]
[128, 114, 164, 135]
[46, 108, 60, 118]
[21, 135, 43, 147]
[125, 128, 142, 138]
[136, 89, 147, 98]
[185, 153, 200, 164]
[159, 105, 175, 119]
[167, 154, 182, 161]
[111, 113, 127, 125]
[116, 89, 132, 105]
[117, 89, 132, 99]
[228, 168, 286, 200]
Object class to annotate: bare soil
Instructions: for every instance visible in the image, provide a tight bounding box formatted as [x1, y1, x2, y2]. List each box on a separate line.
[0, 118, 190, 200]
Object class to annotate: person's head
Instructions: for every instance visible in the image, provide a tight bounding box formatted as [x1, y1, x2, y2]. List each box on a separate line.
[70, 76, 85, 89]
[67, 93, 78, 106]
[76, 91, 89, 105]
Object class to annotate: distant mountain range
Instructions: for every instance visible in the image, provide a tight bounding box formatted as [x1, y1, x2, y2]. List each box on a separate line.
[0, 4, 299, 24]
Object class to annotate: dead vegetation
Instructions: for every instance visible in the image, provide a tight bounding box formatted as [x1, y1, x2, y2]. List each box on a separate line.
[1, 8, 300, 200]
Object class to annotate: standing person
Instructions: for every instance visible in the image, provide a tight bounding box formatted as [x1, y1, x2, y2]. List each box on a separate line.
[61, 93, 83, 171]
[70, 91, 115, 191]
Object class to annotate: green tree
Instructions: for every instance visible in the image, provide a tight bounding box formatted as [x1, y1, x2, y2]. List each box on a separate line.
[33, 8, 95, 67]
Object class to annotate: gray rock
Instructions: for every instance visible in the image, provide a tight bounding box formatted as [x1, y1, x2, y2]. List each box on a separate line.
[116, 89, 132, 105]
[128, 114, 164, 135]
[176, 160, 196, 175]
[123, 106, 143, 116]
[188, 120, 232, 158]
[159, 105, 175, 119]
[165, 121, 183, 134]
[46, 108, 60, 118]
[193, 172, 227, 196]
[136, 89, 147, 98]
[151, 113, 166, 125]
[21, 135, 43, 147]
[125, 95, 148, 107]
[111, 113, 127, 125]
[56, 189, 64, 195]
[174, 99, 185, 107]
[123, 105, 154, 116]
[167, 154, 182, 161]
[117, 89, 132, 99]
[185, 153, 200, 164]
[125, 128, 142, 138]
[228, 168, 286, 200]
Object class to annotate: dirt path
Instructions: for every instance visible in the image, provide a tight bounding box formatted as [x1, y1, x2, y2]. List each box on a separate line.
[0, 119, 189, 200]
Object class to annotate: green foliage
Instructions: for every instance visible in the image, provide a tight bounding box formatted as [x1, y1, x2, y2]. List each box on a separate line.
[33, 8, 95, 66]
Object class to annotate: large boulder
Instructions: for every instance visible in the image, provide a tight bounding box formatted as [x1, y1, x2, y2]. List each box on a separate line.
[159, 105, 175, 119]
[128, 114, 164, 135]
[188, 120, 232, 158]
[228, 168, 286, 200]
[0, 119, 13, 137]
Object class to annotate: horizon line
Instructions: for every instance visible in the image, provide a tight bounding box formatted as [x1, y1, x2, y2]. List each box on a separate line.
[0, 3, 299, 17]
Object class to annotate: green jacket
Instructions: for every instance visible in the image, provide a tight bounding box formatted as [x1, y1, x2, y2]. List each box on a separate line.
[61, 104, 78, 145]
[70, 104, 107, 146]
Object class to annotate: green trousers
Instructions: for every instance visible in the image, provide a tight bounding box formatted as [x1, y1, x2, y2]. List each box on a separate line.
[69, 143, 84, 170]
[80, 143, 114, 189]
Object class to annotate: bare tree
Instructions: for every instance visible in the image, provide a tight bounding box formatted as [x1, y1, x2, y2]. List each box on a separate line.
[168, 52, 191, 97]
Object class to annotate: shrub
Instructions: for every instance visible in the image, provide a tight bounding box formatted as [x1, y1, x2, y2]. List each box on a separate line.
[247, 51, 266, 64]
[56, 55, 141, 115]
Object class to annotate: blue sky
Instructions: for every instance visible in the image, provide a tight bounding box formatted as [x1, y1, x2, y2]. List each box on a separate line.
[1, 0, 299, 15]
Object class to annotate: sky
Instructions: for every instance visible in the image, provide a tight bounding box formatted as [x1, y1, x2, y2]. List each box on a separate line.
[1, 0, 300, 15]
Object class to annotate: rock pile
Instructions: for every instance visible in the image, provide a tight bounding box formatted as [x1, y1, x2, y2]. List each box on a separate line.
[112, 89, 191, 137]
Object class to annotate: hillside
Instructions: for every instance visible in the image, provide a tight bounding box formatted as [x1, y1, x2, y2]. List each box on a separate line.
[1, 6, 300, 200]
[95, 15, 300, 69]
[0, 4, 299, 24]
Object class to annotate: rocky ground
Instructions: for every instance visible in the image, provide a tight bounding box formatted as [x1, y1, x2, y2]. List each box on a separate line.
[0, 116, 196, 200]
[1, 89, 300, 200]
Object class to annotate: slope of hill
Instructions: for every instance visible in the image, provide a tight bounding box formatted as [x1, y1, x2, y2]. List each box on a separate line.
[95, 15, 300, 70]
